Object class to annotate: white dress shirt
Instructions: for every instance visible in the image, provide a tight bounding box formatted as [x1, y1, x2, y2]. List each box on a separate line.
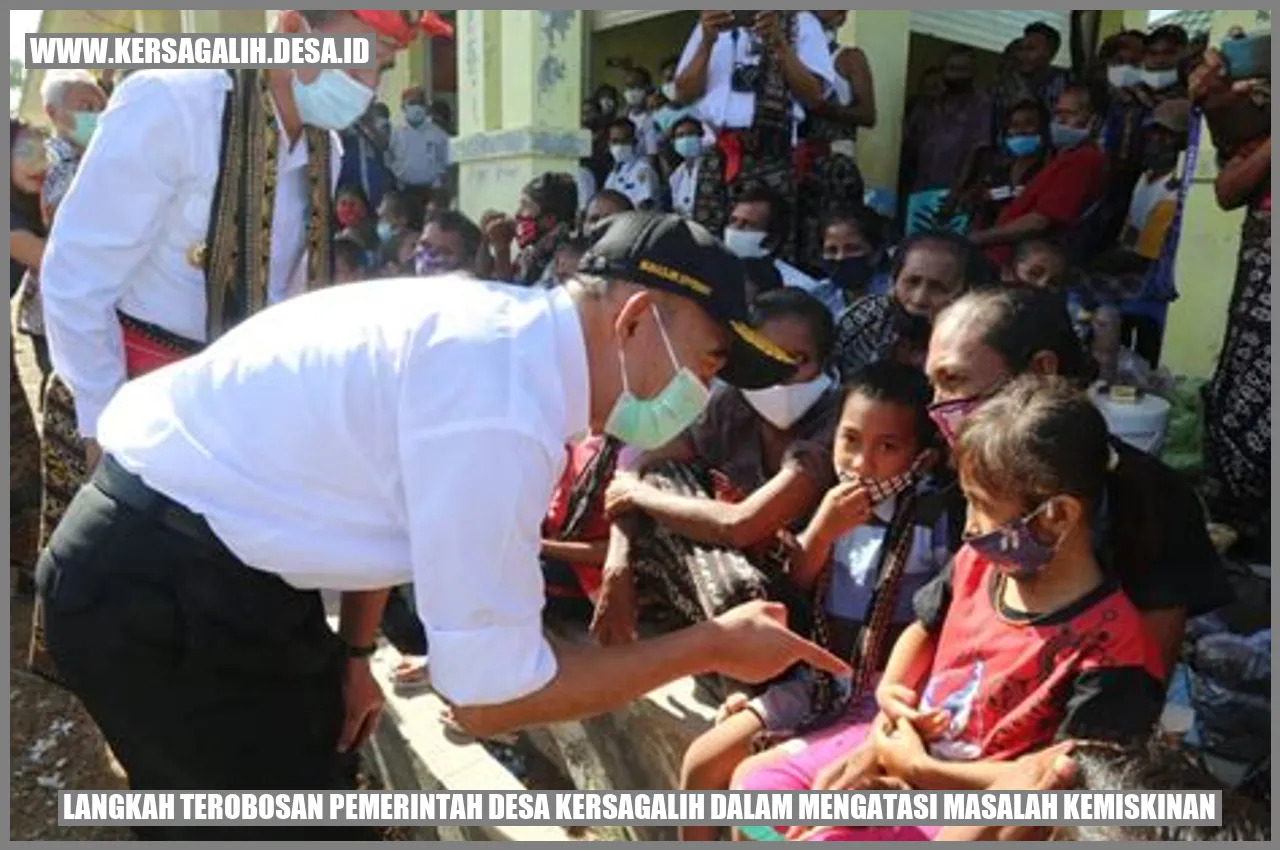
[388, 118, 450, 188]
[575, 166, 598, 212]
[99, 277, 589, 708]
[40, 69, 341, 438]
[604, 156, 659, 208]
[669, 158, 700, 217]
[776, 258, 818, 291]
[675, 13, 835, 134]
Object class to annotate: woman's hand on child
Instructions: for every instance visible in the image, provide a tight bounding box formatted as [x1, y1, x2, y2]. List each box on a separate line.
[590, 566, 639, 646]
[604, 471, 650, 519]
[815, 483, 873, 537]
[872, 715, 929, 783]
[715, 691, 751, 725]
[876, 684, 950, 739]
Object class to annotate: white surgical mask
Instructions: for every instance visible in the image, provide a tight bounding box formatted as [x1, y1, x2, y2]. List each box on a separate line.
[610, 143, 635, 165]
[673, 135, 703, 160]
[661, 82, 677, 101]
[292, 69, 375, 131]
[742, 374, 833, 431]
[723, 227, 770, 259]
[1140, 68, 1179, 91]
[1107, 64, 1142, 89]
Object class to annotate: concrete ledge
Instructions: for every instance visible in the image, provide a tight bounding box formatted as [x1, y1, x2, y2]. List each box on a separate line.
[365, 646, 575, 842]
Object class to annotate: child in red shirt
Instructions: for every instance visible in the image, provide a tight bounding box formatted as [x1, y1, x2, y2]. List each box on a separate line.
[734, 375, 1165, 840]
[541, 435, 617, 618]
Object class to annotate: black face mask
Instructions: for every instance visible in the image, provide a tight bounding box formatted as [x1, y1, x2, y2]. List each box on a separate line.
[825, 256, 874, 294]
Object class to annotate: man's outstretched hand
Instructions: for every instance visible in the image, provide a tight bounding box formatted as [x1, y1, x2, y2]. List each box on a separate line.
[704, 600, 850, 683]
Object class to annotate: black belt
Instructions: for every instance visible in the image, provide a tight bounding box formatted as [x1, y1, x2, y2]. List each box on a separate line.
[92, 455, 224, 552]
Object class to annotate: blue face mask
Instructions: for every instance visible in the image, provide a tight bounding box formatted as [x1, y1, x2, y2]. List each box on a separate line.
[291, 69, 375, 132]
[1050, 121, 1090, 151]
[69, 111, 99, 148]
[376, 221, 395, 243]
[964, 502, 1062, 580]
[403, 104, 428, 127]
[604, 305, 711, 450]
[672, 135, 702, 160]
[1004, 133, 1041, 158]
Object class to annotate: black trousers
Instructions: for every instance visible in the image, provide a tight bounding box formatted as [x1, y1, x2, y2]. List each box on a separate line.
[36, 462, 376, 840]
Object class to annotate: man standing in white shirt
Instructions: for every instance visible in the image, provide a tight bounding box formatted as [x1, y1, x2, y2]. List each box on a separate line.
[32, 10, 449, 688]
[388, 85, 451, 196]
[603, 118, 660, 209]
[37, 213, 848, 836]
[672, 10, 834, 246]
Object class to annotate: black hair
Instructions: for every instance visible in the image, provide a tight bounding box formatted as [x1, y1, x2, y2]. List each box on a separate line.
[946, 44, 977, 60]
[956, 374, 1109, 512]
[749, 287, 836, 364]
[626, 66, 653, 88]
[890, 230, 985, 289]
[606, 117, 637, 140]
[742, 257, 784, 299]
[842, 361, 937, 449]
[333, 234, 366, 274]
[1011, 233, 1068, 268]
[940, 288, 1095, 387]
[671, 115, 702, 136]
[372, 102, 391, 119]
[1146, 23, 1189, 50]
[9, 118, 46, 239]
[821, 205, 888, 252]
[428, 210, 483, 263]
[522, 171, 579, 225]
[1059, 82, 1097, 114]
[380, 188, 425, 232]
[587, 189, 634, 215]
[1023, 21, 1062, 54]
[731, 179, 790, 246]
[1053, 740, 1271, 841]
[335, 183, 371, 206]
[594, 83, 619, 102]
[1004, 96, 1049, 133]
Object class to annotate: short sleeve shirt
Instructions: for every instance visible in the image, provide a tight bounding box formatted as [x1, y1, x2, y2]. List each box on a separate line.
[911, 546, 1166, 762]
[682, 383, 841, 496]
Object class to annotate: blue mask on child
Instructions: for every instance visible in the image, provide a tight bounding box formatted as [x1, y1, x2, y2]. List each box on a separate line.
[964, 502, 1062, 580]
[1050, 122, 1090, 151]
[1003, 134, 1041, 158]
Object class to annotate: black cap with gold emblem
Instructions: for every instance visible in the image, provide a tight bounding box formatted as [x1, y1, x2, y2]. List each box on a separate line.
[580, 211, 798, 390]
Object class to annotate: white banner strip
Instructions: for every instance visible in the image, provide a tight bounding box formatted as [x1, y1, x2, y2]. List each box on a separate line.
[26, 34, 375, 69]
[58, 790, 1222, 827]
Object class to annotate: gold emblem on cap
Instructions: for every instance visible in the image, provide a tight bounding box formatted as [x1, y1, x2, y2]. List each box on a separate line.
[731, 320, 799, 365]
[187, 241, 207, 269]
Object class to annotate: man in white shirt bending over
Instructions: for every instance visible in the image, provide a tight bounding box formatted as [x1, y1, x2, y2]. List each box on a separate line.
[36, 212, 848, 839]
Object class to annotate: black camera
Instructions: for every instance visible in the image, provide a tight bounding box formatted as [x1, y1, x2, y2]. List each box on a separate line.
[731, 63, 762, 93]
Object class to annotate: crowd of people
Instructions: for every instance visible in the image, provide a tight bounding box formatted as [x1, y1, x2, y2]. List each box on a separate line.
[7, 8, 1271, 842]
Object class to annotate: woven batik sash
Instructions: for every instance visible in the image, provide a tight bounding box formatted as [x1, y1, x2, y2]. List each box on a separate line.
[203, 69, 335, 341]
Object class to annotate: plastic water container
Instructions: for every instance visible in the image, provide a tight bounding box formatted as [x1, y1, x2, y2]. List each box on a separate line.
[1090, 383, 1172, 456]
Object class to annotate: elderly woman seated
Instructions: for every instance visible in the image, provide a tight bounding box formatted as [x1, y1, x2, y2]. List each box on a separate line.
[592, 288, 839, 644]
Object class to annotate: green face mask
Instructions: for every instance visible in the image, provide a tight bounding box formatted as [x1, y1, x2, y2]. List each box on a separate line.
[603, 304, 710, 451]
[69, 111, 99, 148]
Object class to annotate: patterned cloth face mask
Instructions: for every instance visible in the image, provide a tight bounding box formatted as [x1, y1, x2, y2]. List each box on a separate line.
[837, 450, 936, 505]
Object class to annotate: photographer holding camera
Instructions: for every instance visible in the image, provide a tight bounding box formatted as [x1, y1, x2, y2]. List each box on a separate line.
[672, 10, 835, 257]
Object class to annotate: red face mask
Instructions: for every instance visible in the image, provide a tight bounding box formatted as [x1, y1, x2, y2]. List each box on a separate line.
[336, 199, 367, 229]
[515, 215, 541, 248]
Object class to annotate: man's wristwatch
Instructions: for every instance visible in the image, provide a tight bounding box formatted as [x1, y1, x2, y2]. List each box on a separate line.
[344, 642, 378, 659]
